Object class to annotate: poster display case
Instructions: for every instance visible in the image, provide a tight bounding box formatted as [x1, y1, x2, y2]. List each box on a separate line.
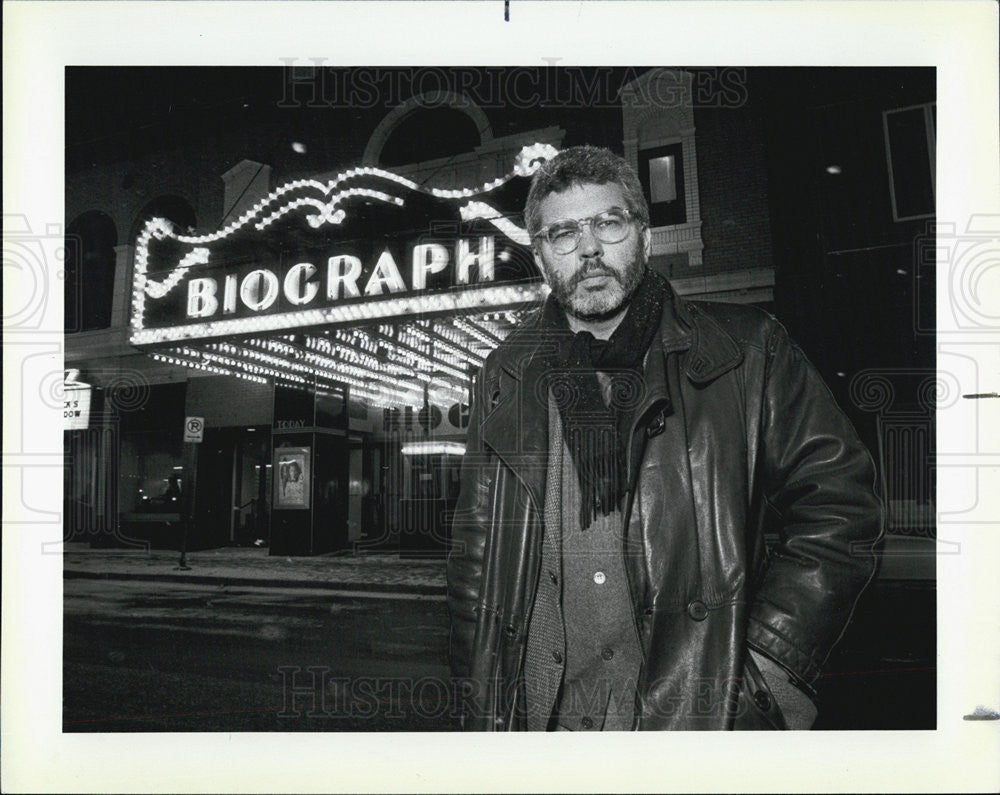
[273, 446, 311, 510]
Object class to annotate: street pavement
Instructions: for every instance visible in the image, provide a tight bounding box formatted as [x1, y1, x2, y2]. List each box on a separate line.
[62, 545, 935, 731]
[63, 544, 459, 732]
[63, 543, 447, 594]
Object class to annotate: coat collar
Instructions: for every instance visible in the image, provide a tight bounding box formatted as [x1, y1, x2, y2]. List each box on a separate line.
[480, 277, 746, 514]
[490, 278, 744, 387]
[671, 294, 744, 383]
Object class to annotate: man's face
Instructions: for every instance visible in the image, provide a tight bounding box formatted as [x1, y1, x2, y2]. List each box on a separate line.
[532, 182, 650, 321]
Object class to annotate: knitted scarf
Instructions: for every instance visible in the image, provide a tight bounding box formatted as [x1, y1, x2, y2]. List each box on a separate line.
[531, 268, 667, 528]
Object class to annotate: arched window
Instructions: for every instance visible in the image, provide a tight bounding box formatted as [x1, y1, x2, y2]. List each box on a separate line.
[65, 211, 117, 332]
[129, 195, 197, 244]
[363, 91, 494, 170]
[378, 107, 482, 167]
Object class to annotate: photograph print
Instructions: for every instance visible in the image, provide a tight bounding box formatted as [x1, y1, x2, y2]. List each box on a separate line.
[62, 64, 937, 733]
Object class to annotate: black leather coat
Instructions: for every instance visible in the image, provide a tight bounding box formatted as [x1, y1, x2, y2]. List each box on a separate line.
[447, 288, 883, 730]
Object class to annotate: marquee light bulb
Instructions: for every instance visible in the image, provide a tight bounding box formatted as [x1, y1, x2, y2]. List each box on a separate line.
[131, 145, 554, 321]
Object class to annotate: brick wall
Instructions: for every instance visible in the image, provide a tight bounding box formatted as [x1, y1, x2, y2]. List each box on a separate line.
[693, 103, 774, 275]
[647, 252, 690, 279]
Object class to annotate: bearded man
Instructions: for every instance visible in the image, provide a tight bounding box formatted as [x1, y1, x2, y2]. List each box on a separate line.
[447, 145, 882, 731]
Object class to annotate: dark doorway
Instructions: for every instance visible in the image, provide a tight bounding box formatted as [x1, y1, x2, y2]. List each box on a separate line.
[194, 426, 271, 548]
[312, 434, 350, 552]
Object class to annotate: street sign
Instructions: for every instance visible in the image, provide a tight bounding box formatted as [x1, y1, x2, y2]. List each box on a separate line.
[184, 416, 205, 443]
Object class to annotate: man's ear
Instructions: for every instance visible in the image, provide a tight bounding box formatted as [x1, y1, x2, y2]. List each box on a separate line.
[642, 226, 652, 258]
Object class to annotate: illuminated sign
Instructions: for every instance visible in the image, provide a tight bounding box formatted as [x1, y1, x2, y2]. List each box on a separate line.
[401, 441, 466, 456]
[64, 369, 92, 430]
[130, 144, 558, 346]
[183, 236, 499, 320]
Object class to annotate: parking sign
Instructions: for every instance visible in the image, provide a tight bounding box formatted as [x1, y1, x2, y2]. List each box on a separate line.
[184, 416, 204, 443]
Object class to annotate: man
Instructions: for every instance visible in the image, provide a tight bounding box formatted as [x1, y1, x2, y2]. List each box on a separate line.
[447, 146, 882, 731]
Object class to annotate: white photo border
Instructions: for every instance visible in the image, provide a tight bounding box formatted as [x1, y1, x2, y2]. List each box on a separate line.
[3, 1, 999, 792]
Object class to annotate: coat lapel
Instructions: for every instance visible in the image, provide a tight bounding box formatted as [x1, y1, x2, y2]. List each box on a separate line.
[480, 331, 552, 515]
[673, 298, 743, 383]
[479, 285, 744, 517]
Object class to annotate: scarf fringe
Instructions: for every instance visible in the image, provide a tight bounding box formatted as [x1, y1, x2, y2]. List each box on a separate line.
[534, 269, 668, 531]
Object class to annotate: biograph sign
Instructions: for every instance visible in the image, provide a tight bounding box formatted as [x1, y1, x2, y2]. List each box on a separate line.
[184, 236, 501, 320]
[129, 145, 555, 346]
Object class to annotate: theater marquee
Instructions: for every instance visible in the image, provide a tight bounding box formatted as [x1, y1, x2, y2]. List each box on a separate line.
[129, 145, 554, 409]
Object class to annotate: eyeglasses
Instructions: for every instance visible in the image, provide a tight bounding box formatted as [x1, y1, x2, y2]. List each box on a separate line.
[533, 208, 636, 254]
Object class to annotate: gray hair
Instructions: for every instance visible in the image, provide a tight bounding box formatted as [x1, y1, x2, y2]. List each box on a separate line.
[524, 145, 650, 237]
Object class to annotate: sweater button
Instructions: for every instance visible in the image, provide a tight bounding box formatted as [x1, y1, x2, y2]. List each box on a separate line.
[593, 571, 606, 585]
[548, 570, 558, 585]
[581, 716, 594, 729]
[753, 690, 772, 711]
[551, 650, 563, 664]
[601, 647, 614, 661]
[687, 600, 708, 621]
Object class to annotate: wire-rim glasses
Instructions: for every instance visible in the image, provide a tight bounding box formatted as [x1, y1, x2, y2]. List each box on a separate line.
[534, 208, 635, 255]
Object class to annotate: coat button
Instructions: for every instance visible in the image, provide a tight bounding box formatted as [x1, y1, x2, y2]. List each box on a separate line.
[504, 625, 518, 639]
[551, 650, 563, 664]
[581, 716, 594, 729]
[753, 690, 772, 711]
[601, 647, 614, 661]
[687, 600, 708, 621]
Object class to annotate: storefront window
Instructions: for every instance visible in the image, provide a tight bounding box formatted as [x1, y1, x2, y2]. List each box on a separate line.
[116, 382, 187, 517]
[124, 438, 186, 514]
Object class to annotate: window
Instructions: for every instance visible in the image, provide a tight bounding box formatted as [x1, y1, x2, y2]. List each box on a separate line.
[639, 143, 687, 227]
[378, 107, 481, 167]
[883, 103, 936, 222]
[129, 195, 197, 244]
[116, 382, 187, 517]
[648, 154, 678, 203]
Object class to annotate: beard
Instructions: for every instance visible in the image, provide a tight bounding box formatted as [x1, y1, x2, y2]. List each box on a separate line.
[545, 240, 647, 321]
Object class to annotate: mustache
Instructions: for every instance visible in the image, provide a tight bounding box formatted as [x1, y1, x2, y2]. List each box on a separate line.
[566, 261, 621, 291]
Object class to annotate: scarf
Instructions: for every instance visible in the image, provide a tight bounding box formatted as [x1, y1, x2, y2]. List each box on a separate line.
[531, 268, 667, 528]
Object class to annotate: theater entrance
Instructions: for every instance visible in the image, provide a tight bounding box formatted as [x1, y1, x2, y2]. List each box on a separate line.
[194, 425, 271, 548]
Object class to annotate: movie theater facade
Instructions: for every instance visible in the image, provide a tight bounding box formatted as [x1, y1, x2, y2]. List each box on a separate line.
[64, 69, 776, 555]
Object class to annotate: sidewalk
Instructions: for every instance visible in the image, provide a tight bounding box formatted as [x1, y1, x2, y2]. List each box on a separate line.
[62, 543, 447, 595]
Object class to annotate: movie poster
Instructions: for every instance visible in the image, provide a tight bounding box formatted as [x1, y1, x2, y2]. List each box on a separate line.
[273, 446, 310, 509]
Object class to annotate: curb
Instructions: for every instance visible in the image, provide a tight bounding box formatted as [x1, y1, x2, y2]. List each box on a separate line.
[63, 569, 447, 597]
